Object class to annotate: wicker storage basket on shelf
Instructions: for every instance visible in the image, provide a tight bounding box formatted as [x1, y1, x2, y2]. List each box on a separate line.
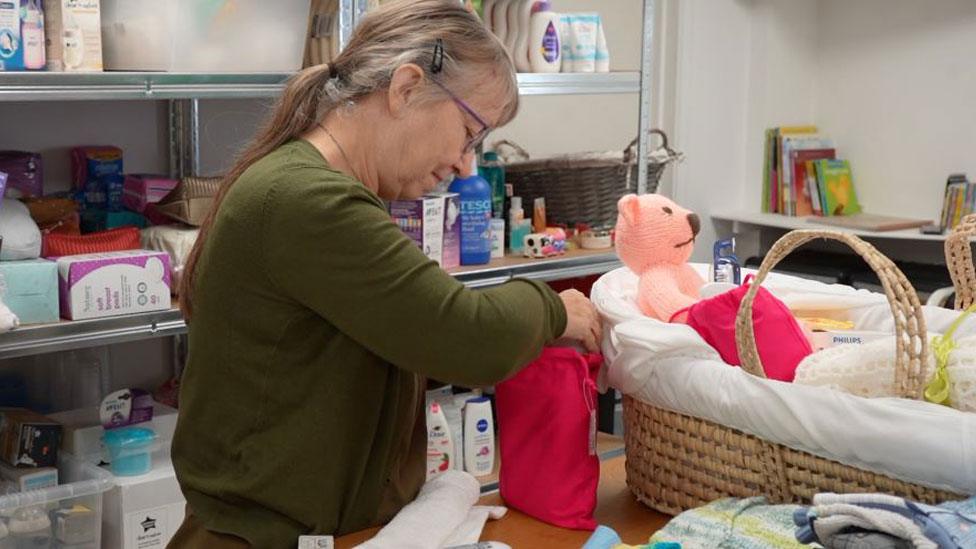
[622, 230, 966, 515]
[492, 130, 682, 231]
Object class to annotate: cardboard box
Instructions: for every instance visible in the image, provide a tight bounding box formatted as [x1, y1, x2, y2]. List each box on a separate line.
[123, 174, 178, 213]
[389, 193, 460, 269]
[103, 457, 185, 549]
[0, 408, 62, 467]
[50, 401, 178, 462]
[0, 461, 57, 492]
[43, 0, 103, 72]
[0, 259, 59, 324]
[56, 250, 172, 320]
[0, 1, 24, 71]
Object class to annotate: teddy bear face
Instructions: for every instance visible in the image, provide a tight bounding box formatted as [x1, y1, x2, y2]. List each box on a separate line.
[614, 193, 701, 273]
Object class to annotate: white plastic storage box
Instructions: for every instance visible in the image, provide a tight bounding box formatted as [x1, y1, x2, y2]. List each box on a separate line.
[100, 0, 312, 72]
[0, 453, 113, 548]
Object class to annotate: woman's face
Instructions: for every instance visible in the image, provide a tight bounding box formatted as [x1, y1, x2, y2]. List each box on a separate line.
[375, 68, 508, 200]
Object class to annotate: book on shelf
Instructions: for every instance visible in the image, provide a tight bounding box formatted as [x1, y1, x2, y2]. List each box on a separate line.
[806, 213, 931, 232]
[814, 159, 862, 216]
[762, 125, 821, 215]
[791, 147, 836, 216]
[940, 173, 972, 230]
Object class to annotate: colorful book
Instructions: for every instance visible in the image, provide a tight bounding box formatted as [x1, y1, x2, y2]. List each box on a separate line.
[791, 147, 835, 217]
[814, 159, 861, 216]
[777, 126, 818, 215]
[762, 129, 775, 213]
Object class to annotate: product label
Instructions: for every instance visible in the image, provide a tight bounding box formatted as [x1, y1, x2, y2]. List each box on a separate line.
[459, 199, 492, 256]
[101, 388, 154, 429]
[0, 1, 22, 69]
[125, 505, 174, 549]
[542, 21, 559, 62]
[298, 537, 335, 549]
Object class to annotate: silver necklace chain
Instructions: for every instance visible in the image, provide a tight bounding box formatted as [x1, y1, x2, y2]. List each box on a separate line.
[318, 122, 354, 172]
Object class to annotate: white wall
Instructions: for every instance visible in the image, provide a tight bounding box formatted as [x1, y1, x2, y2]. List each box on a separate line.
[670, 0, 976, 261]
[815, 0, 976, 221]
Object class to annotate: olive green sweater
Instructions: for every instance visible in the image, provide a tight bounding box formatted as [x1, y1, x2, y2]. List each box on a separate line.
[171, 140, 566, 548]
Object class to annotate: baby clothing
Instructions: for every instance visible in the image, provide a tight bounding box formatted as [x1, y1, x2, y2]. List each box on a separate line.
[648, 497, 808, 549]
[794, 493, 976, 549]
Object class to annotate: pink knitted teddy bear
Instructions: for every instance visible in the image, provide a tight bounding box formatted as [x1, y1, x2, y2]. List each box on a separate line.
[615, 194, 704, 321]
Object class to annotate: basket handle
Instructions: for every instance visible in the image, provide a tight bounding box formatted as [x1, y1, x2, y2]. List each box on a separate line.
[945, 213, 976, 310]
[734, 229, 929, 400]
[623, 129, 669, 163]
[489, 139, 531, 163]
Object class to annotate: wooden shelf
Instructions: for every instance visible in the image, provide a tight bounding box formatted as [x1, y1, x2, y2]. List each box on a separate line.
[713, 211, 947, 242]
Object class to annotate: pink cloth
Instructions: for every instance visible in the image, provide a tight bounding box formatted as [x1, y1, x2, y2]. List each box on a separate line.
[495, 347, 602, 530]
[672, 278, 812, 382]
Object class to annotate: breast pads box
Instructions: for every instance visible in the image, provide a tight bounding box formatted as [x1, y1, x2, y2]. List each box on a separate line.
[42, 0, 103, 72]
[389, 193, 460, 270]
[56, 250, 171, 320]
[0, 258, 59, 324]
[0, 1, 24, 71]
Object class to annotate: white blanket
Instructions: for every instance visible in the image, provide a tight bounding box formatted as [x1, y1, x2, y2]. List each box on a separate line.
[592, 265, 976, 495]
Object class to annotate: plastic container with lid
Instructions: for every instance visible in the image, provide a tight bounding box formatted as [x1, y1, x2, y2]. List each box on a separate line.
[102, 427, 158, 477]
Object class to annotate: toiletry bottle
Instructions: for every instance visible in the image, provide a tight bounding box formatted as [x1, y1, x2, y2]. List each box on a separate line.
[21, 0, 45, 70]
[61, 8, 85, 70]
[426, 402, 454, 480]
[490, 218, 506, 258]
[449, 169, 493, 266]
[493, 0, 510, 46]
[504, 0, 522, 59]
[463, 397, 495, 476]
[478, 151, 506, 219]
[513, 0, 538, 72]
[528, 0, 561, 73]
[533, 197, 547, 233]
[508, 196, 525, 251]
[483, 0, 496, 33]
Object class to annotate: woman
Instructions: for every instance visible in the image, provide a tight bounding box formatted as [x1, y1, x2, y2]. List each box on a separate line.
[169, 1, 602, 547]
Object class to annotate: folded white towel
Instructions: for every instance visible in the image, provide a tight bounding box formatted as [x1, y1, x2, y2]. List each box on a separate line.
[355, 471, 506, 549]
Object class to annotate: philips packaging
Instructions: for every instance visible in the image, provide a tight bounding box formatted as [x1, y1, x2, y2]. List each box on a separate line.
[42, 0, 103, 72]
[0, 1, 24, 70]
[57, 250, 172, 320]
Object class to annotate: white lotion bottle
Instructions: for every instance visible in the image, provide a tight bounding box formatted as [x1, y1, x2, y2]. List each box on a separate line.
[463, 397, 495, 476]
[426, 402, 455, 480]
[483, 0, 496, 33]
[528, 0, 561, 73]
[504, 0, 521, 60]
[513, 0, 538, 72]
[493, 0, 510, 46]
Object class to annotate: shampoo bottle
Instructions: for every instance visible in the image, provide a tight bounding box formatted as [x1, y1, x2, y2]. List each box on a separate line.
[508, 196, 525, 252]
[492, 0, 510, 46]
[449, 167, 493, 266]
[463, 397, 495, 476]
[426, 402, 454, 479]
[513, 0, 538, 72]
[504, 0, 522, 59]
[528, 0, 561, 73]
[478, 151, 506, 218]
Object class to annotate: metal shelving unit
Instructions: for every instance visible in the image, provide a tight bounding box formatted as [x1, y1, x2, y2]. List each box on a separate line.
[0, 0, 651, 360]
[0, 71, 640, 101]
[0, 251, 620, 360]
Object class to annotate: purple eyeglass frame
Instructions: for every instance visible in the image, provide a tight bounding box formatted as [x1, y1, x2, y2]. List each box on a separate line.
[429, 77, 492, 154]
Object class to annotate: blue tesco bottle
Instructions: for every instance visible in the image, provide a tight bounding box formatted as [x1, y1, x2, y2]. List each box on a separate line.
[449, 172, 493, 266]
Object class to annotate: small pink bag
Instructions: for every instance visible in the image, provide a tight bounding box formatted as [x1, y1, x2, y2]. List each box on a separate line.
[495, 347, 602, 530]
[671, 276, 812, 382]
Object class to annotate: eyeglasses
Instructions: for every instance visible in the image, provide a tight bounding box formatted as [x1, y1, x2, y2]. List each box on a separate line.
[429, 78, 491, 154]
[429, 39, 491, 154]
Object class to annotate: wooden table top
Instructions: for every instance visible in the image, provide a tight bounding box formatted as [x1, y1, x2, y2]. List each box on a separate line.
[336, 455, 671, 548]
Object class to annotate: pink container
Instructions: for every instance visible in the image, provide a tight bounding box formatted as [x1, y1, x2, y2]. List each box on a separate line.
[122, 174, 178, 213]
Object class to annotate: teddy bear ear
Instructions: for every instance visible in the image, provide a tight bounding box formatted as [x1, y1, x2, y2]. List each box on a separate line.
[617, 194, 641, 225]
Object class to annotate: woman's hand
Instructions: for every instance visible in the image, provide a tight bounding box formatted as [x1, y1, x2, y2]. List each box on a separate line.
[558, 289, 603, 353]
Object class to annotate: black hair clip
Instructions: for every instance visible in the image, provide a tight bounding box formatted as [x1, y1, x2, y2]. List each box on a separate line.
[431, 38, 444, 74]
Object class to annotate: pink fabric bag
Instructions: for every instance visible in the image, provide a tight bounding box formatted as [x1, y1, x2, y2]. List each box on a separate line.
[495, 347, 602, 530]
[671, 276, 812, 382]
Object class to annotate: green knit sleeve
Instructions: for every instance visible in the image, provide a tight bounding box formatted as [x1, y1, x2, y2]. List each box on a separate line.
[262, 170, 566, 386]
